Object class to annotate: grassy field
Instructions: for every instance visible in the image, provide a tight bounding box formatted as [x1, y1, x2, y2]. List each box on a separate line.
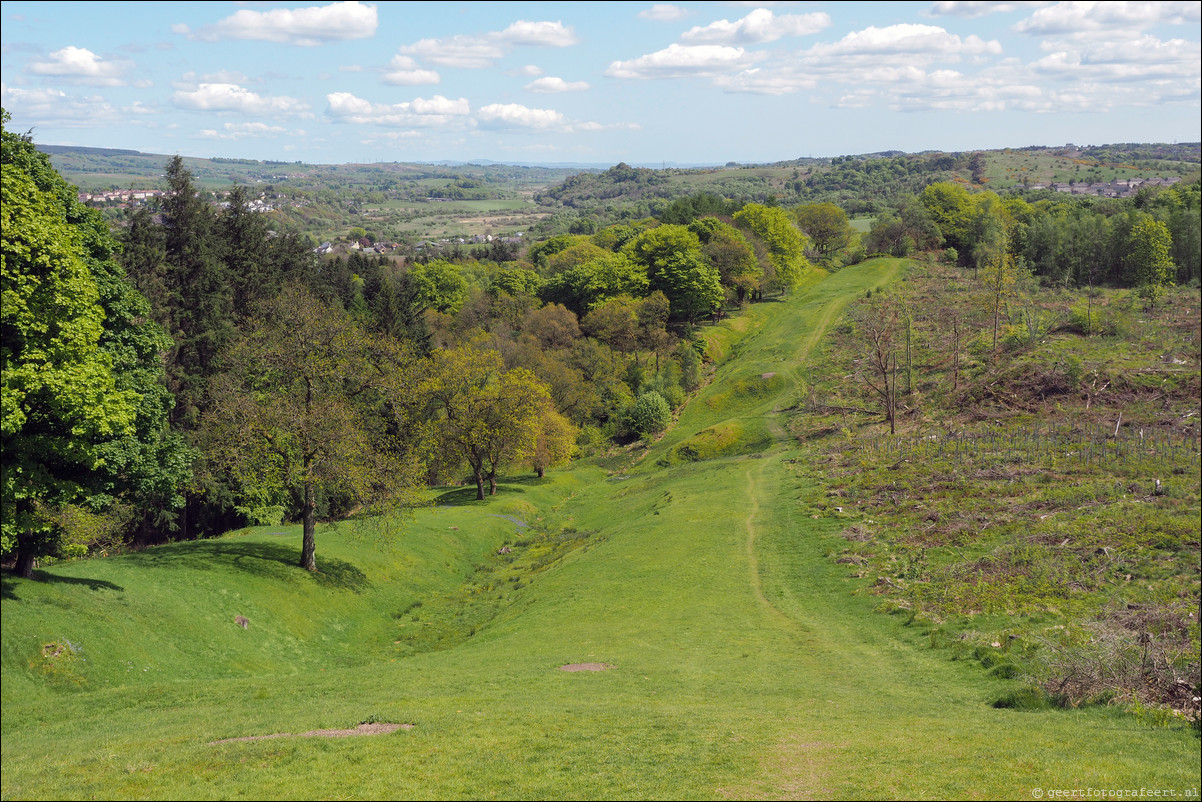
[3, 259, 1198, 800]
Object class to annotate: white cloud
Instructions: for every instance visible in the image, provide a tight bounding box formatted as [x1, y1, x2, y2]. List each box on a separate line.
[1032, 35, 1200, 82]
[27, 46, 134, 86]
[186, 1, 378, 46]
[383, 68, 442, 86]
[497, 20, 579, 47]
[412, 95, 470, 115]
[525, 76, 590, 93]
[398, 19, 578, 69]
[383, 56, 440, 85]
[712, 67, 817, 95]
[681, 9, 830, 45]
[606, 44, 759, 79]
[173, 83, 310, 115]
[326, 91, 472, 128]
[926, 1, 1048, 18]
[639, 4, 690, 22]
[477, 103, 565, 129]
[197, 122, 296, 140]
[511, 64, 544, 77]
[1, 83, 120, 126]
[1015, 1, 1200, 35]
[807, 24, 1003, 58]
[400, 36, 506, 68]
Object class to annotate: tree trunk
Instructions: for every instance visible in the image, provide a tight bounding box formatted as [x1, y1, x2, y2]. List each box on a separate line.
[488, 472, 497, 496]
[15, 535, 36, 579]
[536, 467, 545, 478]
[888, 356, 897, 435]
[473, 466, 485, 500]
[299, 480, 317, 572]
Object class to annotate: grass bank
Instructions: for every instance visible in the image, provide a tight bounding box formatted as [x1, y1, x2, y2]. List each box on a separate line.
[3, 260, 1197, 800]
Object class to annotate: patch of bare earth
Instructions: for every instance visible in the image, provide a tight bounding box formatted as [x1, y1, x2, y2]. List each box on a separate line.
[559, 662, 612, 672]
[210, 722, 412, 744]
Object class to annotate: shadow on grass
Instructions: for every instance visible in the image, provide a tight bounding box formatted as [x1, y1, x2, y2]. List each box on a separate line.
[433, 475, 543, 507]
[2, 570, 125, 600]
[117, 539, 371, 593]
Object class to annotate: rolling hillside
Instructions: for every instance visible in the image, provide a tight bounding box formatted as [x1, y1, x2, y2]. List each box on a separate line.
[2, 259, 1198, 800]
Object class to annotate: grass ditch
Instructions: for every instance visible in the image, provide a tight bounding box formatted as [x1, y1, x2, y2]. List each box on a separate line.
[3, 259, 1198, 799]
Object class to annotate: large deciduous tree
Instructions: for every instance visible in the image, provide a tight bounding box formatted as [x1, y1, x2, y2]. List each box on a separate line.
[1126, 217, 1175, 309]
[421, 346, 552, 499]
[689, 217, 761, 304]
[622, 225, 723, 322]
[2, 110, 178, 577]
[794, 203, 853, 258]
[732, 204, 810, 293]
[201, 284, 424, 572]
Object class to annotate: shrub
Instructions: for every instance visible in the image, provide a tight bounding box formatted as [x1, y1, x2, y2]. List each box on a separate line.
[1068, 298, 1107, 335]
[992, 687, 1049, 710]
[625, 392, 671, 438]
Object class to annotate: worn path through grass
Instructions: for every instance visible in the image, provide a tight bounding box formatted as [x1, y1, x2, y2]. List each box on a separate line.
[2, 260, 1197, 800]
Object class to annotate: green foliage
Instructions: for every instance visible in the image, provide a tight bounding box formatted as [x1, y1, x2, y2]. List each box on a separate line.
[625, 391, 672, 438]
[691, 217, 761, 302]
[795, 202, 853, 256]
[1, 111, 146, 575]
[422, 345, 553, 499]
[487, 265, 543, 298]
[409, 259, 469, 314]
[623, 225, 722, 320]
[1126, 217, 1175, 307]
[732, 203, 811, 291]
[200, 284, 425, 571]
[920, 181, 976, 252]
[539, 251, 648, 314]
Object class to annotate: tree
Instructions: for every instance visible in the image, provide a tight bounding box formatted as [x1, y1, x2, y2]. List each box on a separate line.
[409, 260, 469, 314]
[488, 265, 543, 299]
[538, 251, 648, 315]
[623, 225, 723, 321]
[530, 408, 577, 478]
[582, 296, 640, 354]
[422, 346, 551, 499]
[794, 202, 853, 257]
[919, 182, 975, 253]
[850, 292, 903, 435]
[732, 204, 810, 292]
[201, 284, 423, 572]
[522, 303, 581, 350]
[160, 156, 232, 429]
[690, 217, 761, 303]
[1126, 217, 1175, 309]
[977, 245, 1021, 351]
[2, 111, 140, 577]
[625, 391, 672, 439]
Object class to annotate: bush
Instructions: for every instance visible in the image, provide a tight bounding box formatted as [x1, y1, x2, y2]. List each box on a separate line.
[992, 687, 1050, 710]
[1068, 298, 1107, 335]
[625, 391, 671, 438]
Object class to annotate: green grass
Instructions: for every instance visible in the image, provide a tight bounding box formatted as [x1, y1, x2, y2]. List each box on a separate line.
[3, 259, 1198, 800]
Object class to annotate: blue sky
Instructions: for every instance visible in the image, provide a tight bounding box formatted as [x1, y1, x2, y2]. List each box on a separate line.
[2, 1, 1199, 165]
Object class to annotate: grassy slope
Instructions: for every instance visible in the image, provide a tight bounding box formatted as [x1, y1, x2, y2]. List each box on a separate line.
[3, 260, 1198, 800]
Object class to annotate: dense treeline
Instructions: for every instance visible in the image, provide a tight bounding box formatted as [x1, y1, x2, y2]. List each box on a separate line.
[863, 180, 1199, 293]
[4, 104, 1198, 576]
[2, 115, 818, 574]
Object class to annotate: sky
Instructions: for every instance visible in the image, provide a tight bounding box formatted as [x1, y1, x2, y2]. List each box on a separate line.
[1, 1, 1199, 166]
